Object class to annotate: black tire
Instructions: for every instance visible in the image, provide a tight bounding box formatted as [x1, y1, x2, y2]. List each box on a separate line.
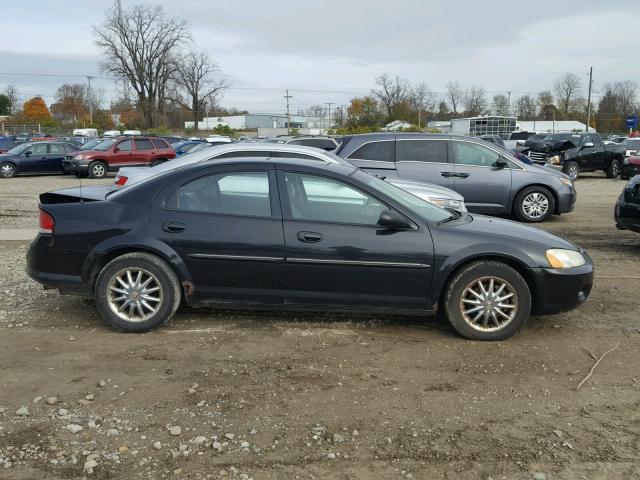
[443, 261, 532, 341]
[150, 159, 167, 167]
[95, 252, 182, 332]
[606, 159, 621, 178]
[88, 161, 108, 179]
[562, 161, 579, 180]
[621, 174, 630, 180]
[0, 162, 17, 178]
[513, 185, 556, 223]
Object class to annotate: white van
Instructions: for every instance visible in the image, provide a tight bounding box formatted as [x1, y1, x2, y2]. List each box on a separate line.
[72, 128, 98, 137]
[122, 130, 142, 136]
[103, 130, 121, 138]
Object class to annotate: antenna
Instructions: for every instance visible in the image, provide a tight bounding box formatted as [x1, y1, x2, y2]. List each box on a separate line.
[78, 170, 84, 203]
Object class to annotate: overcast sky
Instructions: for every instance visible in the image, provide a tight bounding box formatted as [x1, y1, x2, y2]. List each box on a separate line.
[1, 0, 638, 115]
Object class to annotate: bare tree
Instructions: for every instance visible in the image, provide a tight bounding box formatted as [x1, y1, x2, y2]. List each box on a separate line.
[372, 74, 410, 118]
[411, 82, 436, 126]
[613, 80, 638, 115]
[55, 84, 89, 124]
[554, 73, 582, 117]
[446, 81, 464, 116]
[514, 95, 537, 120]
[463, 86, 488, 117]
[492, 94, 510, 116]
[305, 105, 326, 118]
[94, 1, 189, 128]
[173, 50, 228, 132]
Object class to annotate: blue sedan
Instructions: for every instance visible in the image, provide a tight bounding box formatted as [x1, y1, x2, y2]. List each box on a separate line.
[0, 142, 80, 178]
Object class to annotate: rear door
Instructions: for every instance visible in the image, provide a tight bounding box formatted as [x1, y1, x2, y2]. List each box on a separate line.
[46, 143, 68, 172]
[451, 140, 512, 213]
[134, 138, 156, 165]
[394, 138, 453, 189]
[343, 139, 397, 177]
[150, 165, 284, 304]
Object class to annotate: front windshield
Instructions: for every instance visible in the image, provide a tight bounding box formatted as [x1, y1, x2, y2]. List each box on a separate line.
[544, 134, 577, 143]
[357, 171, 452, 223]
[93, 139, 118, 151]
[7, 143, 31, 155]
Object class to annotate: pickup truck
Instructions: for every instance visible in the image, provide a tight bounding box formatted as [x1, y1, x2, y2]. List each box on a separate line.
[522, 132, 625, 180]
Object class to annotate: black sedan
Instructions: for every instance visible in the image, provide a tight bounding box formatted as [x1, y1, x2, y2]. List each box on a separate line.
[615, 175, 640, 233]
[27, 157, 594, 340]
[0, 142, 81, 178]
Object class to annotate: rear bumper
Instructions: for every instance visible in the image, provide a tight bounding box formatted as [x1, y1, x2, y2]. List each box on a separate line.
[614, 198, 640, 233]
[531, 261, 594, 315]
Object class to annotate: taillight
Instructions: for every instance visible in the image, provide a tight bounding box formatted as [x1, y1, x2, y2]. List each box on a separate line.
[115, 175, 128, 186]
[39, 209, 54, 234]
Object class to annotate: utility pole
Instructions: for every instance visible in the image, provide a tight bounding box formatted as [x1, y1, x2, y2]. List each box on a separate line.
[87, 75, 95, 124]
[586, 66, 593, 132]
[507, 91, 512, 116]
[325, 102, 333, 133]
[284, 89, 292, 134]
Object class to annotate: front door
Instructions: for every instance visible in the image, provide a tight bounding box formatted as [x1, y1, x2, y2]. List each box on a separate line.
[451, 140, 512, 213]
[111, 139, 134, 167]
[20, 143, 51, 172]
[279, 171, 433, 310]
[394, 138, 454, 189]
[150, 167, 285, 304]
[579, 134, 604, 170]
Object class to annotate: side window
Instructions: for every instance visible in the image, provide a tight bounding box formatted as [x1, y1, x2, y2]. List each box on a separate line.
[177, 171, 271, 217]
[272, 151, 322, 161]
[117, 139, 132, 152]
[49, 143, 66, 154]
[151, 138, 169, 149]
[63, 144, 77, 153]
[453, 142, 501, 167]
[31, 143, 48, 155]
[284, 172, 386, 225]
[347, 141, 394, 162]
[135, 139, 155, 150]
[396, 140, 447, 163]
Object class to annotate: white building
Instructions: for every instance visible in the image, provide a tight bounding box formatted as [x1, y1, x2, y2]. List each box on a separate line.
[185, 113, 329, 131]
[516, 120, 593, 133]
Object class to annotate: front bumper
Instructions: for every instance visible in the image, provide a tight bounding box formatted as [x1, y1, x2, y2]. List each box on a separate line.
[62, 159, 90, 173]
[531, 261, 593, 315]
[556, 185, 577, 214]
[614, 198, 640, 233]
[621, 163, 640, 178]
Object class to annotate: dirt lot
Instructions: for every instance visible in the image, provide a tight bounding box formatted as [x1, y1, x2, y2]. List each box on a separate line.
[1, 173, 639, 480]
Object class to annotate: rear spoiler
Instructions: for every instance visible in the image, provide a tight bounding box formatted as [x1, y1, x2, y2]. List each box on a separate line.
[40, 185, 119, 204]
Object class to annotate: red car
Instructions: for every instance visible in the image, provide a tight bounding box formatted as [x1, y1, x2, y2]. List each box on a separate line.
[621, 155, 640, 179]
[63, 136, 176, 178]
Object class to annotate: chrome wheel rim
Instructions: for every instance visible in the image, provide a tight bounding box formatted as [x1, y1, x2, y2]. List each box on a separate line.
[566, 164, 578, 180]
[92, 164, 105, 177]
[459, 276, 519, 332]
[1, 164, 15, 177]
[107, 268, 163, 322]
[612, 163, 620, 176]
[522, 192, 549, 219]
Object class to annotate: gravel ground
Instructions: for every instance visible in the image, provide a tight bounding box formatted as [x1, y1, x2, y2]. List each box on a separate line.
[0, 172, 639, 479]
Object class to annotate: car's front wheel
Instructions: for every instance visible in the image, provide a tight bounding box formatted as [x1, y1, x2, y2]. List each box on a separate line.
[513, 186, 556, 223]
[563, 161, 579, 180]
[443, 261, 532, 340]
[88, 161, 108, 179]
[606, 159, 621, 178]
[0, 162, 16, 178]
[95, 252, 182, 332]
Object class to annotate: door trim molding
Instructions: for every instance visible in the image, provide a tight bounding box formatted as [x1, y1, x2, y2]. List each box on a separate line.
[188, 253, 284, 262]
[286, 257, 430, 268]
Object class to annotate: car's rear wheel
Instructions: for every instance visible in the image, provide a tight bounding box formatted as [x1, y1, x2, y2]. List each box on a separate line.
[95, 252, 181, 332]
[443, 261, 532, 340]
[513, 186, 556, 223]
[0, 162, 16, 178]
[606, 159, 620, 178]
[88, 161, 108, 179]
[563, 161, 579, 180]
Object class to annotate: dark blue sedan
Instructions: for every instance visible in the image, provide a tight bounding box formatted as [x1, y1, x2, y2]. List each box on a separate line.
[0, 142, 80, 178]
[27, 157, 594, 340]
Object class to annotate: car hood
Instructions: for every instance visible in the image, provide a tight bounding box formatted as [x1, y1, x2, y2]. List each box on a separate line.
[385, 178, 463, 200]
[523, 162, 570, 179]
[448, 214, 577, 250]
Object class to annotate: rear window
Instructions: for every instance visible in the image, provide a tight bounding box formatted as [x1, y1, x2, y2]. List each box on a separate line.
[396, 140, 447, 163]
[135, 139, 155, 150]
[151, 138, 170, 149]
[348, 140, 395, 162]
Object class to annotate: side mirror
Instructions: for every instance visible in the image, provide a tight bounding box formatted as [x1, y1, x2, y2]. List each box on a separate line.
[377, 209, 413, 229]
[24, 150, 31, 156]
[113, 146, 120, 153]
[493, 157, 508, 169]
[583, 142, 594, 148]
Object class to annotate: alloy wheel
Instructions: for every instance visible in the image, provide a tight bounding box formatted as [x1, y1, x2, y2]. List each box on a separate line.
[566, 164, 578, 180]
[459, 276, 519, 332]
[92, 164, 106, 177]
[107, 268, 163, 322]
[522, 192, 549, 219]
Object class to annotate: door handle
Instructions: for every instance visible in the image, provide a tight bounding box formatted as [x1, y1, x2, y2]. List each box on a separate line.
[162, 222, 186, 233]
[455, 172, 470, 178]
[440, 171, 454, 177]
[297, 231, 323, 243]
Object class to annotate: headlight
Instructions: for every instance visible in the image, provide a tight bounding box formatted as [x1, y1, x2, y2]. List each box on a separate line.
[425, 197, 467, 212]
[548, 155, 561, 165]
[74, 154, 84, 160]
[559, 177, 573, 187]
[545, 249, 586, 269]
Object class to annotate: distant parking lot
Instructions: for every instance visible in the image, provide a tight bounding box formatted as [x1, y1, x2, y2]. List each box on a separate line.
[1, 172, 639, 479]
